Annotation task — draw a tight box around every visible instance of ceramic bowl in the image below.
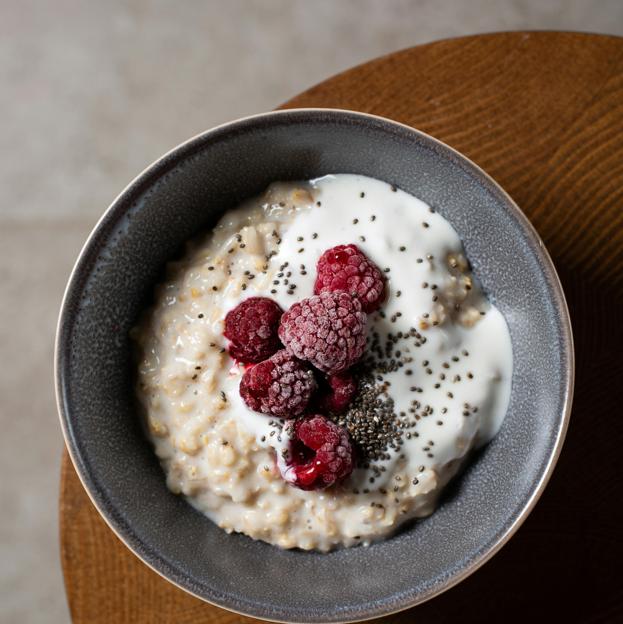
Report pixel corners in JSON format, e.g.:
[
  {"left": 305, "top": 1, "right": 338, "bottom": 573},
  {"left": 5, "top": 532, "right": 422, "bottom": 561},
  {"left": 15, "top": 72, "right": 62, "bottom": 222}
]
[{"left": 56, "top": 109, "right": 573, "bottom": 623}]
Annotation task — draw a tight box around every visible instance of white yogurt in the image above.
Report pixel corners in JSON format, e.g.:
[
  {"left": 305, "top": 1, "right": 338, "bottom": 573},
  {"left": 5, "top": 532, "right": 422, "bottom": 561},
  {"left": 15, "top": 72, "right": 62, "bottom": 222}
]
[{"left": 133, "top": 174, "right": 513, "bottom": 551}]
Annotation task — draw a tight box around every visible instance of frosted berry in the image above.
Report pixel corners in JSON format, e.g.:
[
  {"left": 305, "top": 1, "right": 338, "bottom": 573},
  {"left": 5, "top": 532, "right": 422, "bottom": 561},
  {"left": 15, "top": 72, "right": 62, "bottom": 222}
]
[
  {"left": 278, "top": 291, "right": 367, "bottom": 375},
  {"left": 239, "top": 349, "right": 315, "bottom": 418},
  {"left": 281, "top": 415, "right": 354, "bottom": 490},
  {"left": 316, "top": 371, "right": 357, "bottom": 413},
  {"left": 314, "top": 244, "right": 386, "bottom": 312},
  {"left": 224, "top": 297, "right": 283, "bottom": 363}
]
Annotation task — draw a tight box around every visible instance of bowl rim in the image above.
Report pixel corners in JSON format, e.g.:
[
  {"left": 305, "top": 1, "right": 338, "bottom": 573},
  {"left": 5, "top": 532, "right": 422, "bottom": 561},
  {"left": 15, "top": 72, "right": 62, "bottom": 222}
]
[{"left": 55, "top": 107, "right": 574, "bottom": 623}]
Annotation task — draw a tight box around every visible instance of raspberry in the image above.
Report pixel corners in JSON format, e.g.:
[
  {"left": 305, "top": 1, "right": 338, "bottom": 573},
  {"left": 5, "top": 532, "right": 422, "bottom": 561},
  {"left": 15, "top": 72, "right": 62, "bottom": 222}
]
[
  {"left": 314, "top": 244, "right": 386, "bottom": 312},
  {"left": 281, "top": 415, "right": 354, "bottom": 490},
  {"left": 224, "top": 297, "right": 283, "bottom": 363},
  {"left": 316, "top": 371, "right": 358, "bottom": 413},
  {"left": 239, "top": 349, "right": 315, "bottom": 418},
  {"left": 278, "top": 291, "right": 367, "bottom": 375}
]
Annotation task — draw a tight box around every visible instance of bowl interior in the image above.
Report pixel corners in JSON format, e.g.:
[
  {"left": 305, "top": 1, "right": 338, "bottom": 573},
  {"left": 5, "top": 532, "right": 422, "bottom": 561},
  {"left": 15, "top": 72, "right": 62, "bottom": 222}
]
[{"left": 57, "top": 110, "right": 571, "bottom": 623}]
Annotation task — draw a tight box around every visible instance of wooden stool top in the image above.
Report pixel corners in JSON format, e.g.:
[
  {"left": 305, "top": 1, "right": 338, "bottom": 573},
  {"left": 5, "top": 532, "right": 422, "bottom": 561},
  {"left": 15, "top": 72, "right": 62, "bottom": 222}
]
[{"left": 61, "top": 32, "right": 623, "bottom": 623}]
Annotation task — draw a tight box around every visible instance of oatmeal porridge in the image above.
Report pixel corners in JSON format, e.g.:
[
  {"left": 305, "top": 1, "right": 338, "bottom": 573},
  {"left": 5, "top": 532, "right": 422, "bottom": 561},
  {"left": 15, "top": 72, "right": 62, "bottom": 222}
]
[{"left": 132, "top": 174, "right": 513, "bottom": 552}]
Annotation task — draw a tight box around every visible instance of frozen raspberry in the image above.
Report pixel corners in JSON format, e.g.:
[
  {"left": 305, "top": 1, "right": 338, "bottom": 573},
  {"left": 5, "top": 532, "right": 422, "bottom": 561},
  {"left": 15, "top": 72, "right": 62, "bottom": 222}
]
[
  {"left": 282, "top": 415, "right": 354, "bottom": 490},
  {"left": 316, "top": 371, "right": 357, "bottom": 413},
  {"left": 239, "top": 349, "right": 315, "bottom": 418},
  {"left": 314, "top": 244, "right": 386, "bottom": 312},
  {"left": 278, "top": 291, "right": 367, "bottom": 375},
  {"left": 224, "top": 297, "right": 283, "bottom": 363}
]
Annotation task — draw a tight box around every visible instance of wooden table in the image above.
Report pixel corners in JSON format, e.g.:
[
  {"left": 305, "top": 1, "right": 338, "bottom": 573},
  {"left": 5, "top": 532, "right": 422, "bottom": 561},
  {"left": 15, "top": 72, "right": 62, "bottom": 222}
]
[{"left": 61, "top": 32, "right": 623, "bottom": 623}]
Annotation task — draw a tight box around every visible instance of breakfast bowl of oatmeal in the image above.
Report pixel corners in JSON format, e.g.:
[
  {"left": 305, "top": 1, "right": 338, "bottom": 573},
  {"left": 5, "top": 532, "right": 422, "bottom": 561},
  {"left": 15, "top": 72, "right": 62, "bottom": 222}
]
[{"left": 56, "top": 109, "right": 573, "bottom": 622}]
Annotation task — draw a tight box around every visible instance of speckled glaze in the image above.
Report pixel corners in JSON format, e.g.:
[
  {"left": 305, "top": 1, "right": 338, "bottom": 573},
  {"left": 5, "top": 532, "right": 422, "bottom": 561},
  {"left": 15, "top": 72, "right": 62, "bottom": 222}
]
[{"left": 55, "top": 109, "right": 573, "bottom": 623}]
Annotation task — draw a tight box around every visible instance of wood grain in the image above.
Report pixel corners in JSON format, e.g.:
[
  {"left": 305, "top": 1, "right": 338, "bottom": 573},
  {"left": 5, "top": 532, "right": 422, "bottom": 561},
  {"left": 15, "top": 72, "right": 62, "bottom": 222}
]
[{"left": 60, "top": 32, "right": 623, "bottom": 623}]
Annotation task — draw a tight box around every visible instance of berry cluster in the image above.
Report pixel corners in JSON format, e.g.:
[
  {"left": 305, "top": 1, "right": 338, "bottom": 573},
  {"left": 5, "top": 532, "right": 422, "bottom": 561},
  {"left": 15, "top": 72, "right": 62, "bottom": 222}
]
[{"left": 223, "top": 244, "right": 386, "bottom": 490}]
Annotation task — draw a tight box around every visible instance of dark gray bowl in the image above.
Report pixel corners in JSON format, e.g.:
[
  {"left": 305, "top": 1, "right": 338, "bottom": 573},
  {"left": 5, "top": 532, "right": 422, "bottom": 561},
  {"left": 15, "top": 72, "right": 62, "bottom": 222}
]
[{"left": 55, "top": 109, "right": 573, "bottom": 623}]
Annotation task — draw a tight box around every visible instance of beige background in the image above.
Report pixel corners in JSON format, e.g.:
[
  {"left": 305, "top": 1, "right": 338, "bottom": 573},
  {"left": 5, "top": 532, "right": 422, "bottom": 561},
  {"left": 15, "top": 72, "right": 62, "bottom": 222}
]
[{"left": 1, "top": 1, "right": 622, "bottom": 622}]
